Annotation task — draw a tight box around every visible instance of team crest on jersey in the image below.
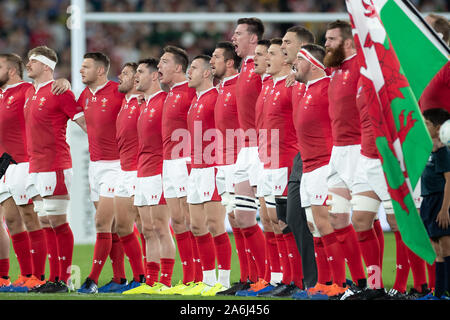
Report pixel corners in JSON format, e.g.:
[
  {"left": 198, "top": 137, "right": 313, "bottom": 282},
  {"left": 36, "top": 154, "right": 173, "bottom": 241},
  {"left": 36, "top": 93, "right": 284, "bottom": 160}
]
[
  {"left": 342, "top": 70, "right": 350, "bottom": 84},
  {"left": 273, "top": 91, "right": 280, "bottom": 102},
  {"left": 304, "top": 94, "right": 312, "bottom": 108},
  {"left": 101, "top": 98, "right": 108, "bottom": 111},
  {"left": 224, "top": 92, "right": 231, "bottom": 103},
  {"left": 38, "top": 97, "right": 46, "bottom": 110},
  {"left": 7, "top": 96, "right": 14, "bottom": 105}
]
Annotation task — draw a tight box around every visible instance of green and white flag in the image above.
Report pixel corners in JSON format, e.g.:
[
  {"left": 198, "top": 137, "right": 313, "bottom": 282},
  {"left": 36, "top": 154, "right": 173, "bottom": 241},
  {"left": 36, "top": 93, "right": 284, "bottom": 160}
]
[{"left": 374, "top": 0, "right": 449, "bottom": 100}]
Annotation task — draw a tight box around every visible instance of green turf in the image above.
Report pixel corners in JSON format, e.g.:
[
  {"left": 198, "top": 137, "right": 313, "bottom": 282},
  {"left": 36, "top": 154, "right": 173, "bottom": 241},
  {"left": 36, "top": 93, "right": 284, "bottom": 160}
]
[{"left": 0, "top": 231, "right": 419, "bottom": 300}]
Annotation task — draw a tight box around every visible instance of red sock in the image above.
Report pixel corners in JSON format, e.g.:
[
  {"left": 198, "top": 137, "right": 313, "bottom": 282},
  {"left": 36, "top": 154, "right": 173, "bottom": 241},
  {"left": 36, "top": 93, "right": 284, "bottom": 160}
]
[
  {"left": 110, "top": 233, "right": 126, "bottom": 283},
  {"left": 0, "top": 258, "right": 9, "bottom": 278},
  {"left": 195, "top": 233, "right": 216, "bottom": 271},
  {"left": 406, "top": 245, "right": 428, "bottom": 292},
  {"left": 284, "top": 232, "right": 303, "bottom": 289},
  {"left": 313, "top": 237, "right": 332, "bottom": 285},
  {"left": 357, "top": 228, "right": 383, "bottom": 289},
  {"left": 265, "top": 231, "right": 281, "bottom": 276},
  {"left": 11, "top": 231, "right": 33, "bottom": 277},
  {"left": 275, "top": 233, "right": 291, "bottom": 285},
  {"left": 393, "top": 231, "right": 410, "bottom": 293},
  {"left": 120, "top": 232, "right": 145, "bottom": 282},
  {"left": 53, "top": 223, "right": 74, "bottom": 283},
  {"left": 139, "top": 233, "right": 147, "bottom": 265},
  {"left": 245, "top": 238, "right": 259, "bottom": 283},
  {"left": 146, "top": 261, "right": 160, "bottom": 286},
  {"left": 89, "top": 232, "right": 112, "bottom": 284},
  {"left": 242, "top": 224, "right": 266, "bottom": 279},
  {"left": 373, "top": 219, "right": 384, "bottom": 268},
  {"left": 43, "top": 227, "right": 60, "bottom": 282},
  {"left": 213, "top": 232, "right": 232, "bottom": 271},
  {"left": 322, "top": 232, "right": 347, "bottom": 287},
  {"left": 263, "top": 232, "right": 273, "bottom": 282},
  {"left": 427, "top": 262, "right": 436, "bottom": 290},
  {"left": 190, "top": 232, "right": 203, "bottom": 282},
  {"left": 160, "top": 258, "right": 175, "bottom": 287},
  {"left": 28, "top": 229, "right": 47, "bottom": 280},
  {"left": 335, "top": 224, "right": 366, "bottom": 285},
  {"left": 232, "top": 227, "right": 249, "bottom": 283},
  {"left": 174, "top": 231, "right": 195, "bottom": 284}
]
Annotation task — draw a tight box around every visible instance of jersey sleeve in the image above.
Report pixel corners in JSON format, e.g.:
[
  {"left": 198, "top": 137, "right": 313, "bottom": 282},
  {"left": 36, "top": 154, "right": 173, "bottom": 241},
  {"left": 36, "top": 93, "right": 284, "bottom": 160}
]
[{"left": 59, "top": 90, "right": 84, "bottom": 120}]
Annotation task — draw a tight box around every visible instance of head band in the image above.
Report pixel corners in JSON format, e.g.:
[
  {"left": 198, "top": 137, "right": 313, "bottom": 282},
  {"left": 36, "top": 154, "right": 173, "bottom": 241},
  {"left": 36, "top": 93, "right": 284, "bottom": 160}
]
[
  {"left": 297, "top": 49, "right": 325, "bottom": 70},
  {"left": 29, "top": 54, "right": 56, "bottom": 70}
]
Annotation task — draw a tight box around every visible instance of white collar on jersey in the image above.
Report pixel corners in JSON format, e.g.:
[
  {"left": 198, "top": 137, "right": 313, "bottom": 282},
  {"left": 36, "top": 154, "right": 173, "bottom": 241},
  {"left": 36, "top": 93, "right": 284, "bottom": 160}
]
[
  {"left": 244, "top": 55, "right": 254, "bottom": 63},
  {"left": 170, "top": 80, "right": 188, "bottom": 90},
  {"left": 272, "top": 74, "right": 289, "bottom": 87},
  {"left": 342, "top": 53, "right": 357, "bottom": 63},
  {"left": 145, "top": 90, "right": 164, "bottom": 105},
  {"left": 261, "top": 73, "right": 270, "bottom": 81},
  {"left": 125, "top": 93, "right": 141, "bottom": 103},
  {"left": 0, "top": 81, "right": 27, "bottom": 92},
  {"left": 196, "top": 86, "right": 216, "bottom": 100},
  {"left": 305, "top": 75, "right": 330, "bottom": 91},
  {"left": 219, "top": 73, "right": 239, "bottom": 87},
  {"left": 33, "top": 79, "right": 54, "bottom": 93},
  {"left": 88, "top": 80, "right": 109, "bottom": 95}
]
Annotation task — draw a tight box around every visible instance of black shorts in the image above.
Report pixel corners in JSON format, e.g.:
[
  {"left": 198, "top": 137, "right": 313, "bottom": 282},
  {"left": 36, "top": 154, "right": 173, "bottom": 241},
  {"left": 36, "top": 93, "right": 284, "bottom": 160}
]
[{"left": 420, "top": 192, "right": 450, "bottom": 241}]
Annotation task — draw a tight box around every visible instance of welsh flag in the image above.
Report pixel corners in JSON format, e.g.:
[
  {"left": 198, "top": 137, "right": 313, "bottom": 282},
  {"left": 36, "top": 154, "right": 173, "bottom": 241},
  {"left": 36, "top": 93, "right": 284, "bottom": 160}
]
[
  {"left": 374, "top": 0, "right": 449, "bottom": 100},
  {"left": 345, "top": 0, "right": 436, "bottom": 264}
]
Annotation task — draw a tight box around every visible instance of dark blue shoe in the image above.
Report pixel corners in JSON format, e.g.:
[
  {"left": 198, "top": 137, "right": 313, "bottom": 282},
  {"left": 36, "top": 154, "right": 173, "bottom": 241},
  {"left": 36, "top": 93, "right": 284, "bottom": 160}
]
[
  {"left": 98, "top": 279, "right": 128, "bottom": 293},
  {"left": 115, "top": 280, "right": 141, "bottom": 294},
  {"left": 253, "top": 284, "right": 275, "bottom": 297},
  {"left": 77, "top": 278, "right": 98, "bottom": 294},
  {"left": 292, "top": 290, "right": 309, "bottom": 300}
]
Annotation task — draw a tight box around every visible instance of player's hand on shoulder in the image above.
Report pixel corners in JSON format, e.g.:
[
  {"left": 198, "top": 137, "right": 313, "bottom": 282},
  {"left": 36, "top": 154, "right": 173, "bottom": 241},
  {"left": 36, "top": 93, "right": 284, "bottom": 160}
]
[{"left": 52, "top": 78, "right": 71, "bottom": 95}]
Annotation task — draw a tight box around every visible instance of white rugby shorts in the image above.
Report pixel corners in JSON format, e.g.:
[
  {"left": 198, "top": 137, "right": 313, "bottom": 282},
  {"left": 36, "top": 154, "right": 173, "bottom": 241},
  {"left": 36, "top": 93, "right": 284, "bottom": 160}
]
[
  {"left": 300, "top": 165, "right": 329, "bottom": 208},
  {"left": 0, "top": 162, "right": 31, "bottom": 206},
  {"left": 327, "top": 144, "right": 361, "bottom": 190},
  {"left": 88, "top": 160, "right": 121, "bottom": 201},
  {"left": 162, "top": 157, "right": 190, "bottom": 199}
]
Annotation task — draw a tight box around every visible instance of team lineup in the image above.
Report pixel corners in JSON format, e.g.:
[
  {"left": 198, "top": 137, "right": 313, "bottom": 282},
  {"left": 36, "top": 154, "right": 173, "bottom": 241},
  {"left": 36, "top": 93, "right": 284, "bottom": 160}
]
[{"left": 0, "top": 14, "right": 449, "bottom": 301}]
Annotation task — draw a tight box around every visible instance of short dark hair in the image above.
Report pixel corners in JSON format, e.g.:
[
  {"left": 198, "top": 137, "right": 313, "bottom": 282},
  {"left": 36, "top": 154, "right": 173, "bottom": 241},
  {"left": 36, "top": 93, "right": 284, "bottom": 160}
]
[
  {"left": 257, "top": 39, "right": 271, "bottom": 48},
  {"left": 287, "top": 25, "right": 315, "bottom": 44},
  {"left": 123, "top": 62, "right": 138, "bottom": 73},
  {"left": 216, "top": 41, "right": 242, "bottom": 69},
  {"left": 163, "top": 45, "right": 189, "bottom": 73},
  {"left": 270, "top": 38, "right": 283, "bottom": 46},
  {"left": 28, "top": 46, "right": 58, "bottom": 64},
  {"left": 423, "top": 108, "right": 450, "bottom": 126},
  {"left": 192, "top": 54, "right": 212, "bottom": 68},
  {"left": 327, "top": 20, "right": 353, "bottom": 41},
  {"left": 0, "top": 53, "right": 24, "bottom": 78},
  {"left": 84, "top": 52, "right": 110, "bottom": 72},
  {"left": 427, "top": 13, "right": 449, "bottom": 44},
  {"left": 300, "top": 44, "right": 326, "bottom": 64},
  {"left": 138, "top": 58, "right": 159, "bottom": 72},
  {"left": 237, "top": 17, "right": 265, "bottom": 40}
]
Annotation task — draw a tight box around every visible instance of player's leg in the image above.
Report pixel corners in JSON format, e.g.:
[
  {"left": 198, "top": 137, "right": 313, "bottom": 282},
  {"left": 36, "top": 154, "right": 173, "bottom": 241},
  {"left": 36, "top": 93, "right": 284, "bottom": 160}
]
[{"left": 0, "top": 205, "right": 11, "bottom": 288}]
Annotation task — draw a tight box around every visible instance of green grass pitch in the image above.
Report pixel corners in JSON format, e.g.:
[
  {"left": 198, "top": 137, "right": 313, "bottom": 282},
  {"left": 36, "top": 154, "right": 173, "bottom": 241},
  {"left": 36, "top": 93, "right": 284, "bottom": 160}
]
[{"left": 0, "top": 232, "right": 419, "bottom": 300}]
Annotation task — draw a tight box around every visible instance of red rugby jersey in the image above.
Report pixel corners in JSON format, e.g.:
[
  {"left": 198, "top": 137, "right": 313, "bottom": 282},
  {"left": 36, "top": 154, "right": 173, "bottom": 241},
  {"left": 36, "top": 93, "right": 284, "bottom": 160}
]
[
  {"left": 356, "top": 78, "right": 379, "bottom": 159},
  {"left": 0, "top": 82, "right": 33, "bottom": 163},
  {"left": 214, "top": 74, "right": 240, "bottom": 165},
  {"left": 261, "top": 76, "right": 299, "bottom": 169},
  {"left": 187, "top": 87, "right": 218, "bottom": 168},
  {"left": 291, "top": 81, "right": 306, "bottom": 108},
  {"left": 136, "top": 90, "right": 168, "bottom": 177},
  {"left": 116, "top": 95, "right": 141, "bottom": 171},
  {"left": 24, "top": 81, "right": 83, "bottom": 172},
  {"left": 256, "top": 75, "right": 273, "bottom": 163},
  {"left": 161, "top": 81, "right": 196, "bottom": 160},
  {"left": 328, "top": 55, "right": 361, "bottom": 146},
  {"left": 77, "top": 81, "right": 124, "bottom": 161},
  {"left": 293, "top": 77, "right": 333, "bottom": 173},
  {"left": 235, "top": 56, "right": 262, "bottom": 146},
  {"left": 419, "top": 61, "right": 450, "bottom": 113}
]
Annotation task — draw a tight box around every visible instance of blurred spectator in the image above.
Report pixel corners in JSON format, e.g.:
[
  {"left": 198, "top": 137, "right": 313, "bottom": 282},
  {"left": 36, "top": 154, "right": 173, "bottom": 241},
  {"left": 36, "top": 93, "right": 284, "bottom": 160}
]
[{"left": 0, "top": 0, "right": 447, "bottom": 82}]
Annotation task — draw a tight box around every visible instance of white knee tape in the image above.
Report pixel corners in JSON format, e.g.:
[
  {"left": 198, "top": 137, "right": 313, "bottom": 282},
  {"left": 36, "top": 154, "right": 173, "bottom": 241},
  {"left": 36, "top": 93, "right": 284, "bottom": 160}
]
[
  {"left": 33, "top": 200, "right": 46, "bottom": 217},
  {"left": 351, "top": 195, "right": 381, "bottom": 213},
  {"left": 234, "top": 195, "right": 257, "bottom": 211},
  {"left": 221, "top": 192, "right": 235, "bottom": 214},
  {"left": 326, "top": 192, "right": 351, "bottom": 214},
  {"left": 43, "top": 199, "right": 69, "bottom": 215},
  {"left": 305, "top": 207, "right": 321, "bottom": 237},
  {"left": 263, "top": 195, "right": 276, "bottom": 209},
  {"left": 382, "top": 200, "right": 395, "bottom": 214}
]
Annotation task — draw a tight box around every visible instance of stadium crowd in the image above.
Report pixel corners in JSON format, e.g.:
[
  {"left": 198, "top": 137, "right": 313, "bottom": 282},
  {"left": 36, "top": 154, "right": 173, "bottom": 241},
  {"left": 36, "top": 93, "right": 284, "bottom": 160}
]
[{"left": 0, "top": 0, "right": 449, "bottom": 301}]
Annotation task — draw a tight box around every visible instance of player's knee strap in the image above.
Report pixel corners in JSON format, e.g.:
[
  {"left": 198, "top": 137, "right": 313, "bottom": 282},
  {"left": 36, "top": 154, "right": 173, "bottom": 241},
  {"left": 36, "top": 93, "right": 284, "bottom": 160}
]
[
  {"left": 263, "top": 195, "right": 276, "bottom": 209},
  {"left": 305, "top": 207, "right": 321, "bottom": 237},
  {"left": 351, "top": 195, "right": 381, "bottom": 213},
  {"left": 33, "top": 200, "right": 46, "bottom": 217},
  {"left": 382, "top": 199, "right": 395, "bottom": 214},
  {"left": 326, "top": 192, "right": 351, "bottom": 214},
  {"left": 221, "top": 192, "right": 236, "bottom": 214},
  {"left": 234, "top": 195, "right": 257, "bottom": 211},
  {"left": 43, "top": 199, "right": 69, "bottom": 215}
]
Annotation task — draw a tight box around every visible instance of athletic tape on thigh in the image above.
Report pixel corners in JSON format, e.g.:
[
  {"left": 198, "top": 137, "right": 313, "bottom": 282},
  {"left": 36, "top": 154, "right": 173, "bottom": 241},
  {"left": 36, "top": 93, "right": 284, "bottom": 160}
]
[
  {"left": 221, "top": 192, "right": 235, "bottom": 214},
  {"left": 326, "top": 192, "right": 351, "bottom": 214},
  {"left": 263, "top": 194, "right": 276, "bottom": 208},
  {"left": 382, "top": 200, "right": 395, "bottom": 214},
  {"left": 234, "top": 195, "right": 257, "bottom": 211},
  {"left": 350, "top": 195, "right": 381, "bottom": 213},
  {"left": 33, "top": 200, "right": 46, "bottom": 217},
  {"left": 43, "top": 199, "right": 69, "bottom": 215},
  {"left": 305, "top": 207, "right": 321, "bottom": 237}
]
